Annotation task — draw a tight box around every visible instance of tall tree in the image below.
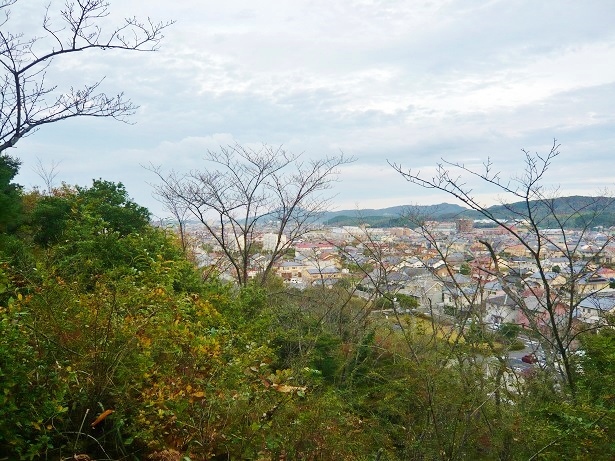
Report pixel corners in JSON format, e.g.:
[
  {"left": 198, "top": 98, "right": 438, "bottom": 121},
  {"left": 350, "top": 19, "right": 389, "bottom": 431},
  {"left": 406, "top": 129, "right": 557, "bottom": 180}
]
[
  {"left": 30, "top": 179, "right": 150, "bottom": 246},
  {"left": 151, "top": 144, "right": 352, "bottom": 286},
  {"left": 0, "top": 153, "right": 21, "bottom": 232},
  {"left": 0, "top": 0, "right": 173, "bottom": 153}
]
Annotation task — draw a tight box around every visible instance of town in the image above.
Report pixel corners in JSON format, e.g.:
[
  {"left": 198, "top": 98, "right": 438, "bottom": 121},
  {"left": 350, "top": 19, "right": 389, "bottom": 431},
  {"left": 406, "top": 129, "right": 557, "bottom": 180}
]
[{"left": 190, "top": 216, "right": 615, "bottom": 332}]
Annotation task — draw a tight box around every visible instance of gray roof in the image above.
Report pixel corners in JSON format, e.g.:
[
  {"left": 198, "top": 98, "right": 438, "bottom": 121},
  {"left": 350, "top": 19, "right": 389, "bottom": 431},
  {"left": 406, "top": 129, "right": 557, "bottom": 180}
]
[
  {"left": 578, "top": 295, "right": 615, "bottom": 312},
  {"left": 486, "top": 294, "right": 519, "bottom": 308},
  {"left": 307, "top": 267, "right": 339, "bottom": 275}
]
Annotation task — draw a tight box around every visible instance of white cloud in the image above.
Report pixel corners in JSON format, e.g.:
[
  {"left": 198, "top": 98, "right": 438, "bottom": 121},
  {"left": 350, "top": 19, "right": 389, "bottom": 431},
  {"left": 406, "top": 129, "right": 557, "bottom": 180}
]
[{"left": 7, "top": 0, "right": 615, "bottom": 218}]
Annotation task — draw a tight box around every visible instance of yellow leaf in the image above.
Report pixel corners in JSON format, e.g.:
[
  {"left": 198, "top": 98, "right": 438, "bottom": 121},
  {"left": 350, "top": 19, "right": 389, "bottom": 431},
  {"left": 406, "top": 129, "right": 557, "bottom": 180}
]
[
  {"left": 191, "top": 391, "right": 205, "bottom": 398},
  {"left": 272, "top": 384, "right": 307, "bottom": 394}
]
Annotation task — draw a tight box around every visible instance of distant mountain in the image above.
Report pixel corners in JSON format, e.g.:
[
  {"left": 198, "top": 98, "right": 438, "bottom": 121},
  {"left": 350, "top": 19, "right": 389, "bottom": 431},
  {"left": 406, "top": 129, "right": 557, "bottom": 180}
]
[
  {"left": 256, "top": 203, "right": 470, "bottom": 227},
  {"left": 320, "top": 203, "right": 469, "bottom": 226},
  {"left": 480, "top": 196, "right": 615, "bottom": 228},
  {"left": 320, "top": 196, "right": 615, "bottom": 228}
]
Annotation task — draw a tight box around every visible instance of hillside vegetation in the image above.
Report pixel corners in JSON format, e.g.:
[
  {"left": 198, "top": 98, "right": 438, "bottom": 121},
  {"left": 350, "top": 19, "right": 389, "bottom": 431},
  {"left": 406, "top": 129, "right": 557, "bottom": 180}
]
[{"left": 2, "top": 156, "right": 615, "bottom": 460}]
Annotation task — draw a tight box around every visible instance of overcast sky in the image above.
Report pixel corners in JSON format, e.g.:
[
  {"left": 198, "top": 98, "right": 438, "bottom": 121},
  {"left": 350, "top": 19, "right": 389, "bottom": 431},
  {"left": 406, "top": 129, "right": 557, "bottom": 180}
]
[{"left": 8, "top": 0, "right": 615, "bottom": 219}]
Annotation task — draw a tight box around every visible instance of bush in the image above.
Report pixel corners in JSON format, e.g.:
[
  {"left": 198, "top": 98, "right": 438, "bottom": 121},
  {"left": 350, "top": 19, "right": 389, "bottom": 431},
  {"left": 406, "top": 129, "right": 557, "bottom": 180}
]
[
  {"left": 498, "top": 322, "right": 520, "bottom": 342},
  {"left": 509, "top": 339, "right": 526, "bottom": 351},
  {"left": 0, "top": 304, "right": 69, "bottom": 459},
  {"left": 373, "top": 297, "right": 394, "bottom": 310}
]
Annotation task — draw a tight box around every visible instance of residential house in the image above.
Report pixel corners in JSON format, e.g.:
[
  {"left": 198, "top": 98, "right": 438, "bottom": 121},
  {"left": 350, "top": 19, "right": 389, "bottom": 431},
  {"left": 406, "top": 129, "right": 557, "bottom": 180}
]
[
  {"left": 275, "top": 259, "right": 309, "bottom": 282},
  {"left": 516, "top": 288, "right": 569, "bottom": 333},
  {"left": 399, "top": 269, "right": 444, "bottom": 312},
  {"left": 484, "top": 294, "right": 520, "bottom": 326},
  {"left": 305, "top": 266, "right": 342, "bottom": 285},
  {"left": 439, "top": 274, "right": 480, "bottom": 315},
  {"left": 524, "top": 271, "right": 567, "bottom": 290},
  {"left": 574, "top": 292, "right": 615, "bottom": 325},
  {"left": 576, "top": 273, "right": 611, "bottom": 296}
]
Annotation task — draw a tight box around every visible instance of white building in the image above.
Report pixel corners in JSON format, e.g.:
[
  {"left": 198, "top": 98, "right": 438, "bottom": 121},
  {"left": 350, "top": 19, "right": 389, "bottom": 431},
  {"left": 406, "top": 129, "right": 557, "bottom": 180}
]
[{"left": 262, "top": 232, "right": 287, "bottom": 252}]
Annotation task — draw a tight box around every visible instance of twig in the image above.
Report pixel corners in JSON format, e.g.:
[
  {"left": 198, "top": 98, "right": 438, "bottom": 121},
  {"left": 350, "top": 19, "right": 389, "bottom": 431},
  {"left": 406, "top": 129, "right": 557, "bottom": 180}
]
[{"left": 73, "top": 408, "right": 90, "bottom": 452}]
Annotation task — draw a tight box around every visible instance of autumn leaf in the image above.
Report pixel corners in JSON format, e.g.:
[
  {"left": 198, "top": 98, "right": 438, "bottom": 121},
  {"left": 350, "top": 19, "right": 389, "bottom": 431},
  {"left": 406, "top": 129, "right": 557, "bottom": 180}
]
[{"left": 271, "top": 383, "right": 307, "bottom": 394}]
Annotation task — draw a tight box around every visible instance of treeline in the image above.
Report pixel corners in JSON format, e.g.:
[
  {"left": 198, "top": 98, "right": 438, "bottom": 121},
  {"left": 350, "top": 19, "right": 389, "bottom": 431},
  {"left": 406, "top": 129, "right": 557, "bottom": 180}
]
[{"left": 2, "top": 154, "right": 615, "bottom": 460}]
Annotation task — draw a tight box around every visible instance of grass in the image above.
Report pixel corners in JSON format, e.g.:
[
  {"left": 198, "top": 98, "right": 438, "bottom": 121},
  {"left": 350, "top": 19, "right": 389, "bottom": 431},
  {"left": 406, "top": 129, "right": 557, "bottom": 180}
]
[{"left": 374, "top": 312, "right": 507, "bottom": 353}]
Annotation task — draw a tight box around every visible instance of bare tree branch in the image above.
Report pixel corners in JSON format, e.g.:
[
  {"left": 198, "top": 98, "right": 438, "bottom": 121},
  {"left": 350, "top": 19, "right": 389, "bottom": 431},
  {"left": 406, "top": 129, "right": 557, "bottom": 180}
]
[
  {"left": 149, "top": 144, "right": 354, "bottom": 286},
  {"left": 390, "top": 140, "right": 615, "bottom": 393},
  {"left": 0, "top": 0, "right": 174, "bottom": 153},
  {"left": 32, "top": 156, "right": 62, "bottom": 193}
]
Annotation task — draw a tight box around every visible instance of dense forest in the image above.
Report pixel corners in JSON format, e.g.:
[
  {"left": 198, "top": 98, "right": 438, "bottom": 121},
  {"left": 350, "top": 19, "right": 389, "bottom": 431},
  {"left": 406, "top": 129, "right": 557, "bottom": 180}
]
[{"left": 2, "top": 152, "right": 615, "bottom": 460}]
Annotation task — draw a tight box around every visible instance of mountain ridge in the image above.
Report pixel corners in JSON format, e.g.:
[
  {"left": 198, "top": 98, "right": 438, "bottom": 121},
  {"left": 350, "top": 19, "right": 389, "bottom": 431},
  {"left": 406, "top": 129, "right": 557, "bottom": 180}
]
[{"left": 320, "top": 196, "right": 615, "bottom": 228}]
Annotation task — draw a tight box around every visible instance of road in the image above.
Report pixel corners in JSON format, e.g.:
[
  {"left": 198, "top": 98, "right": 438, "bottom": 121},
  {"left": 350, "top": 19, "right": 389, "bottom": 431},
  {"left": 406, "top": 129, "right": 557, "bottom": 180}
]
[{"left": 507, "top": 336, "right": 545, "bottom": 372}]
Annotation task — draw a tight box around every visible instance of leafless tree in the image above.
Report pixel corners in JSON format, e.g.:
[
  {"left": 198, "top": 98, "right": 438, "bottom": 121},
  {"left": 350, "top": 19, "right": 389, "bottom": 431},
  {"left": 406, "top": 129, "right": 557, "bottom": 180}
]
[
  {"left": 333, "top": 217, "right": 511, "bottom": 458},
  {"left": 0, "top": 1, "right": 16, "bottom": 14},
  {"left": 390, "top": 140, "right": 615, "bottom": 393},
  {"left": 32, "top": 156, "right": 61, "bottom": 193},
  {"left": 152, "top": 181, "right": 192, "bottom": 256},
  {"left": 0, "top": 0, "right": 173, "bottom": 153},
  {"left": 150, "top": 144, "right": 353, "bottom": 286}
]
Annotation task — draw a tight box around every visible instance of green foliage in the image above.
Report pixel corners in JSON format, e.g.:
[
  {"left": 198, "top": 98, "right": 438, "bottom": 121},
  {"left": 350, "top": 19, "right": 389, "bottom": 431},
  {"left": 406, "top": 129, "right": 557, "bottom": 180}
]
[
  {"left": 26, "top": 181, "right": 174, "bottom": 291},
  {"left": 508, "top": 338, "right": 526, "bottom": 351},
  {"left": 75, "top": 179, "right": 150, "bottom": 235},
  {"left": 5, "top": 175, "right": 615, "bottom": 459},
  {"left": 28, "top": 180, "right": 150, "bottom": 248},
  {"left": 0, "top": 303, "right": 70, "bottom": 458},
  {"left": 396, "top": 293, "right": 418, "bottom": 309},
  {"left": 0, "top": 154, "right": 23, "bottom": 233},
  {"left": 30, "top": 195, "right": 72, "bottom": 246},
  {"left": 498, "top": 322, "right": 521, "bottom": 341},
  {"left": 0, "top": 228, "right": 259, "bottom": 458},
  {"left": 574, "top": 211, "right": 615, "bottom": 229},
  {"left": 373, "top": 296, "right": 394, "bottom": 310},
  {"left": 578, "top": 328, "right": 615, "bottom": 405},
  {"left": 3, "top": 196, "right": 357, "bottom": 458},
  {"left": 0, "top": 183, "right": 223, "bottom": 458}
]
